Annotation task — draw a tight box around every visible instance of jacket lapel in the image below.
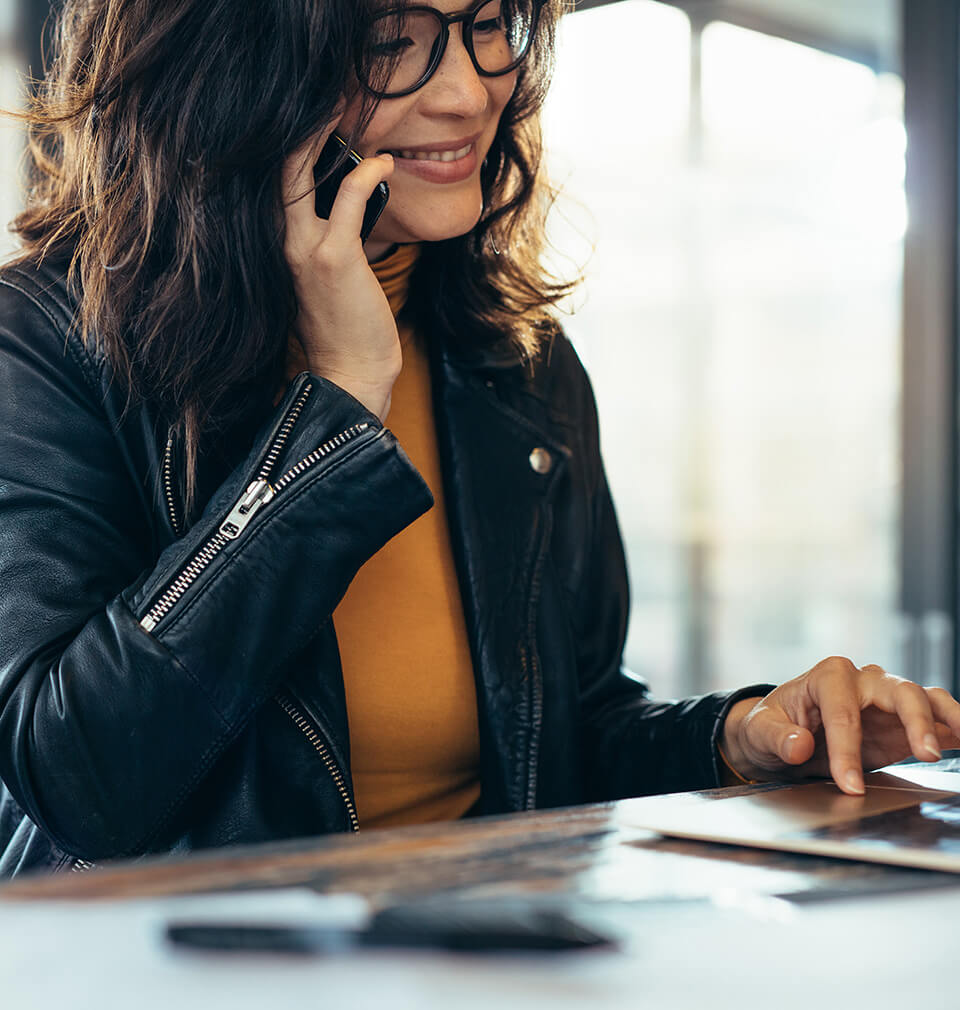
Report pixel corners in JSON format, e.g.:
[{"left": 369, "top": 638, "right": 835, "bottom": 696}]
[{"left": 430, "top": 342, "right": 569, "bottom": 813}]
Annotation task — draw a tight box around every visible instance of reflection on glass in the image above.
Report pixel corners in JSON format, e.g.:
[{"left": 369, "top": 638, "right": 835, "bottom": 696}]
[
  {"left": 543, "top": 2, "right": 903, "bottom": 695},
  {"left": 0, "top": 66, "right": 24, "bottom": 261},
  {"left": 0, "top": 0, "right": 24, "bottom": 263}
]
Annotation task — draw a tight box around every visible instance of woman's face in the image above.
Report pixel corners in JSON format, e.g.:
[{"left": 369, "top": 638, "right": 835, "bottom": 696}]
[{"left": 340, "top": 0, "right": 518, "bottom": 259}]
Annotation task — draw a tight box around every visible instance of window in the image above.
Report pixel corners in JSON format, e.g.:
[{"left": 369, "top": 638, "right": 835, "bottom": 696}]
[
  {"left": 543, "top": 0, "right": 905, "bottom": 695},
  {"left": 0, "top": 0, "right": 26, "bottom": 261}
]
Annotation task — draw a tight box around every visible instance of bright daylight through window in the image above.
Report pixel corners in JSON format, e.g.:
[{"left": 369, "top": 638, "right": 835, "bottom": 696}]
[
  {"left": 543, "top": 0, "right": 905, "bottom": 697},
  {"left": 0, "top": 0, "right": 911, "bottom": 698},
  {"left": 0, "top": 0, "right": 22, "bottom": 259}
]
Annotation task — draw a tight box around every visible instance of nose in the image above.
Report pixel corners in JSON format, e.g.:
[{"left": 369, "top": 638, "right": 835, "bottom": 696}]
[{"left": 420, "top": 28, "right": 490, "bottom": 117}]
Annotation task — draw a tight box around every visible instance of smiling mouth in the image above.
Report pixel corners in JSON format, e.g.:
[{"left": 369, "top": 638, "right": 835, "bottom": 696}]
[{"left": 387, "top": 143, "right": 473, "bottom": 163}]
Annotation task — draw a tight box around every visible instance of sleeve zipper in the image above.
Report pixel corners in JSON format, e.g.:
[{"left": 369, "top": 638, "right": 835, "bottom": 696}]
[{"left": 140, "top": 381, "right": 371, "bottom": 633}]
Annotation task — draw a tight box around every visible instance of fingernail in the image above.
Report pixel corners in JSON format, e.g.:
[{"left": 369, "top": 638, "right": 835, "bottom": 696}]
[
  {"left": 379, "top": 152, "right": 394, "bottom": 162},
  {"left": 924, "top": 734, "right": 942, "bottom": 760},
  {"left": 784, "top": 732, "right": 800, "bottom": 760},
  {"left": 844, "top": 770, "right": 865, "bottom": 794}
]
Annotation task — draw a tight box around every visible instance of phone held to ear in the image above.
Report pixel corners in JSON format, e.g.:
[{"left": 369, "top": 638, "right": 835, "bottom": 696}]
[{"left": 314, "top": 133, "right": 389, "bottom": 244}]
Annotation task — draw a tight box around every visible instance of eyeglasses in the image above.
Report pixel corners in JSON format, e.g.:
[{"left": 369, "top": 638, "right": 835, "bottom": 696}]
[{"left": 358, "top": 0, "right": 545, "bottom": 99}]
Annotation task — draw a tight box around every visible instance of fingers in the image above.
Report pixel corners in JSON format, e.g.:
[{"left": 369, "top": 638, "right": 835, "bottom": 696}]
[
  {"left": 886, "top": 677, "right": 941, "bottom": 761},
  {"left": 282, "top": 131, "right": 393, "bottom": 261},
  {"left": 326, "top": 152, "right": 393, "bottom": 243},
  {"left": 782, "top": 725, "right": 816, "bottom": 765},
  {"left": 282, "top": 125, "right": 339, "bottom": 212},
  {"left": 745, "top": 658, "right": 960, "bottom": 798},
  {"left": 742, "top": 708, "right": 815, "bottom": 767},
  {"left": 810, "top": 663, "right": 960, "bottom": 794},
  {"left": 282, "top": 130, "right": 339, "bottom": 263},
  {"left": 926, "top": 686, "right": 960, "bottom": 745},
  {"left": 807, "top": 659, "right": 866, "bottom": 795},
  {"left": 935, "top": 722, "right": 960, "bottom": 751},
  {"left": 862, "top": 674, "right": 960, "bottom": 762}
]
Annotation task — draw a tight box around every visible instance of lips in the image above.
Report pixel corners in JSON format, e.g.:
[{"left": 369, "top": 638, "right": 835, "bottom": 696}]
[{"left": 382, "top": 137, "right": 480, "bottom": 184}]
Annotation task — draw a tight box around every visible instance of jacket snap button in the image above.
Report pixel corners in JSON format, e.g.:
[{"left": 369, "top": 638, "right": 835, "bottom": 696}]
[{"left": 529, "top": 447, "right": 553, "bottom": 475}]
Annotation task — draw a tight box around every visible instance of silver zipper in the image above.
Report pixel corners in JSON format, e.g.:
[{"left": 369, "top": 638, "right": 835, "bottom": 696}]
[
  {"left": 219, "top": 479, "right": 276, "bottom": 539},
  {"left": 276, "top": 693, "right": 360, "bottom": 832},
  {"left": 272, "top": 424, "right": 371, "bottom": 493},
  {"left": 257, "top": 382, "right": 313, "bottom": 481},
  {"left": 525, "top": 645, "right": 544, "bottom": 810},
  {"left": 163, "top": 433, "right": 182, "bottom": 538},
  {"left": 523, "top": 508, "right": 551, "bottom": 810},
  {"left": 139, "top": 386, "right": 370, "bottom": 632},
  {"left": 142, "top": 478, "right": 278, "bottom": 631},
  {"left": 140, "top": 529, "right": 233, "bottom": 632},
  {"left": 159, "top": 382, "right": 311, "bottom": 539}
]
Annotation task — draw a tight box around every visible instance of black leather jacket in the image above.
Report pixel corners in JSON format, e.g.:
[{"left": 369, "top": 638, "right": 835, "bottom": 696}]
[{"left": 0, "top": 256, "right": 757, "bottom": 877}]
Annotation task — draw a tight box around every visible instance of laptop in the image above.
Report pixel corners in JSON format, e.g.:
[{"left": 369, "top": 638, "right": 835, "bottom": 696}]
[{"left": 619, "top": 767, "right": 960, "bottom": 872}]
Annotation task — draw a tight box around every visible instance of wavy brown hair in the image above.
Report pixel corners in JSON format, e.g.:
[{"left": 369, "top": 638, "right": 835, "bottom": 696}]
[
  {"left": 406, "top": 0, "right": 573, "bottom": 361},
  {"left": 12, "top": 0, "right": 573, "bottom": 503}
]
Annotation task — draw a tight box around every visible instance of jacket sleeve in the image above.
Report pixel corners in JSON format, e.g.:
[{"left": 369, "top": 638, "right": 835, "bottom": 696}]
[
  {"left": 0, "top": 279, "right": 433, "bottom": 860},
  {"left": 562, "top": 343, "right": 772, "bottom": 800}
]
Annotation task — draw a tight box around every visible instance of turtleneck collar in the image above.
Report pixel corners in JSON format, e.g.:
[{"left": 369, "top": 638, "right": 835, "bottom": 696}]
[{"left": 370, "top": 243, "right": 420, "bottom": 318}]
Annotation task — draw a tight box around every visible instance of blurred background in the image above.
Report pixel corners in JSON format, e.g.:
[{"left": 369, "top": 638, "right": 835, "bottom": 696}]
[{"left": 0, "top": 0, "right": 957, "bottom": 699}]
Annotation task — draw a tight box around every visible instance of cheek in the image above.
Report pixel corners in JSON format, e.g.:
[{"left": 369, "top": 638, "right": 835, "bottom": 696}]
[
  {"left": 489, "top": 72, "right": 517, "bottom": 117},
  {"left": 340, "top": 102, "right": 415, "bottom": 158},
  {"left": 335, "top": 96, "right": 363, "bottom": 141},
  {"left": 373, "top": 170, "right": 486, "bottom": 244}
]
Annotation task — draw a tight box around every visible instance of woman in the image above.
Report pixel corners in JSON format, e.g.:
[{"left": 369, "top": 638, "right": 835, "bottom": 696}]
[{"left": 0, "top": 0, "right": 957, "bottom": 877}]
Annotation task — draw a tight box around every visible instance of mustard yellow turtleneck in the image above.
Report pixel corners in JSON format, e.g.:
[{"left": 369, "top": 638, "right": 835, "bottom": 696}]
[{"left": 333, "top": 243, "right": 481, "bottom": 829}]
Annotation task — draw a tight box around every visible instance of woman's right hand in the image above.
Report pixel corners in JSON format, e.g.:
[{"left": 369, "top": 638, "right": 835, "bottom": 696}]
[{"left": 281, "top": 128, "right": 398, "bottom": 421}]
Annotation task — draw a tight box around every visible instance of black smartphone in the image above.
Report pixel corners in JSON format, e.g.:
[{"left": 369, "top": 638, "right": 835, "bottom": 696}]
[{"left": 313, "top": 133, "right": 389, "bottom": 243}]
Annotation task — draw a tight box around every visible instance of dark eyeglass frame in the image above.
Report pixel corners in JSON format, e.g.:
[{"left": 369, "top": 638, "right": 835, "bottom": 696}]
[{"left": 358, "top": 0, "right": 547, "bottom": 99}]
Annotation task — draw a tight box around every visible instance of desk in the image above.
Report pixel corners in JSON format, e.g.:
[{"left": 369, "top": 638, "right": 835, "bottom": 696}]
[{"left": 2, "top": 783, "right": 959, "bottom": 1009}]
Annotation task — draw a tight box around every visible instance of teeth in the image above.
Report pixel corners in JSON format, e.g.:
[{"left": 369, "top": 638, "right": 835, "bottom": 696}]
[{"left": 394, "top": 143, "right": 472, "bottom": 163}]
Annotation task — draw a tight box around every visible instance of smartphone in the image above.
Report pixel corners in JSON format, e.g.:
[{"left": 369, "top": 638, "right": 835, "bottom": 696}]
[{"left": 313, "top": 133, "right": 389, "bottom": 243}]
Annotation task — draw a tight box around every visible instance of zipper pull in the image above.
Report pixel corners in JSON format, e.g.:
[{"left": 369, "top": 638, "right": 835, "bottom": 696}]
[{"left": 219, "top": 479, "right": 275, "bottom": 539}]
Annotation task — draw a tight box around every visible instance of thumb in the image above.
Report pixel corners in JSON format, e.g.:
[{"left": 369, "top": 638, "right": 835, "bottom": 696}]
[{"left": 745, "top": 707, "right": 815, "bottom": 767}]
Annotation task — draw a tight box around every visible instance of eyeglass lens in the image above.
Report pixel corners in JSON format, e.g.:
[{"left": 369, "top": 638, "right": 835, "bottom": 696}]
[{"left": 363, "top": 0, "right": 538, "bottom": 97}]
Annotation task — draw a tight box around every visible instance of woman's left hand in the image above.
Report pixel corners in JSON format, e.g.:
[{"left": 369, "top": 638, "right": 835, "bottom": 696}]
[{"left": 720, "top": 657, "right": 960, "bottom": 794}]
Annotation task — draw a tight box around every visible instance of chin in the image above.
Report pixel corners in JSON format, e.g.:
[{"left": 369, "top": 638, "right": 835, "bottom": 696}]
[
  {"left": 397, "top": 211, "right": 483, "bottom": 245},
  {"left": 416, "top": 220, "right": 479, "bottom": 244},
  {"left": 377, "top": 190, "right": 484, "bottom": 245}
]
